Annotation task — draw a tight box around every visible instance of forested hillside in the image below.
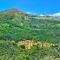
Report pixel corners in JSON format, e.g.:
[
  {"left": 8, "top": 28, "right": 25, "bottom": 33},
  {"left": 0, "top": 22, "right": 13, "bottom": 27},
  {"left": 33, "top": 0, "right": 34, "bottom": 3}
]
[{"left": 0, "top": 9, "right": 60, "bottom": 60}]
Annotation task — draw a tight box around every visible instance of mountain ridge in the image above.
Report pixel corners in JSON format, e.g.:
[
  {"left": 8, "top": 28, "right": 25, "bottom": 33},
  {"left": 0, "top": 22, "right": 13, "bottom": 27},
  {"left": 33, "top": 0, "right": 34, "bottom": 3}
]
[{"left": 0, "top": 8, "right": 60, "bottom": 20}]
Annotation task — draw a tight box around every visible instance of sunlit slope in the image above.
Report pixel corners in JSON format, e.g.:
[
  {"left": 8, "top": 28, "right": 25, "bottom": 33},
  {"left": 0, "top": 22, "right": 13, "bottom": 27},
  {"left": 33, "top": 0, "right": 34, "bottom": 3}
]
[{"left": 0, "top": 9, "right": 60, "bottom": 43}]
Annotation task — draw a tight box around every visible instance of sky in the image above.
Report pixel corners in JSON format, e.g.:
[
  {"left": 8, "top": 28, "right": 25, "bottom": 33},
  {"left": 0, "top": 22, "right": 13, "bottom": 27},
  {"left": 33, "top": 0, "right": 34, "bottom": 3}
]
[{"left": 0, "top": 0, "right": 60, "bottom": 15}]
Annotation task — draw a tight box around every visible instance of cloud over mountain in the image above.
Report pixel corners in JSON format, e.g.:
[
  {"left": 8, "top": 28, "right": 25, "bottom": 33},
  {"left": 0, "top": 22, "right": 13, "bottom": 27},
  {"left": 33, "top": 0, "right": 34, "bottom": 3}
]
[{"left": 49, "top": 12, "right": 60, "bottom": 17}]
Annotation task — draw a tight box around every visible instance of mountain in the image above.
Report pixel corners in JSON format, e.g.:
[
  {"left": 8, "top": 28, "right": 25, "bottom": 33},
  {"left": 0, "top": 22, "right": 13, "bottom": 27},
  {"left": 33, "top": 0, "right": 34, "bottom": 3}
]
[
  {"left": 0, "top": 8, "right": 60, "bottom": 60},
  {"left": 0, "top": 8, "right": 60, "bottom": 20},
  {"left": 0, "top": 8, "right": 21, "bottom": 14},
  {"left": 0, "top": 8, "right": 60, "bottom": 42}
]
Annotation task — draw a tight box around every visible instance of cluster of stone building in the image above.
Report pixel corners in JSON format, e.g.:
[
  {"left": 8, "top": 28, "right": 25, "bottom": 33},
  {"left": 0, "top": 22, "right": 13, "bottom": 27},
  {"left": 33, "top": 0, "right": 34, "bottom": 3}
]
[{"left": 17, "top": 40, "right": 58, "bottom": 49}]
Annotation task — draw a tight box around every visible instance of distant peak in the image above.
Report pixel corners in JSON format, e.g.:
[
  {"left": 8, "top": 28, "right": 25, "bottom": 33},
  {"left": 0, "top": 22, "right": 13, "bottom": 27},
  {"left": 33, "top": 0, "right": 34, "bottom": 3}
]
[
  {"left": 7, "top": 8, "right": 19, "bottom": 12},
  {"left": 0, "top": 8, "right": 22, "bottom": 14}
]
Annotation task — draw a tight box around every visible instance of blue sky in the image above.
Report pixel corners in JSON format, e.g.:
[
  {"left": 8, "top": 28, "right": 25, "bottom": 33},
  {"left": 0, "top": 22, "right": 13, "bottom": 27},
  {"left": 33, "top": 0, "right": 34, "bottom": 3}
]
[{"left": 0, "top": 0, "right": 60, "bottom": 15}]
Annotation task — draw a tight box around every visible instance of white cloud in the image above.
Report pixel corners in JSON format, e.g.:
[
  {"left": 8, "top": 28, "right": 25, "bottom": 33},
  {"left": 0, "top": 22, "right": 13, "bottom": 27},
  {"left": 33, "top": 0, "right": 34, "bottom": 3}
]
[
  {"left": 26, "top": 12, "right": 32, "bottom": 14},
  {"left": 39, "top": 14, "right": 45, "bottom": 16},
  {"left": 26, "top": 11, "right": 60, "bottom": 18},
  {"left": 49, "top": 12, "right": 60, "bottom": 17},
  {"left": 39, "top": 13, "right": 60, "bottom": 18},
  {"left": 26, "top": 12, "right": 37, "bottom": 15}
]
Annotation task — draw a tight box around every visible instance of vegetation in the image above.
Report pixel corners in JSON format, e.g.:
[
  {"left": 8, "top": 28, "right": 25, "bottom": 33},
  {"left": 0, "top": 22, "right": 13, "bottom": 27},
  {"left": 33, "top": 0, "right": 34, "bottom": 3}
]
[{"left": 0, "top": 9, "right": 60, "bottom": 60}]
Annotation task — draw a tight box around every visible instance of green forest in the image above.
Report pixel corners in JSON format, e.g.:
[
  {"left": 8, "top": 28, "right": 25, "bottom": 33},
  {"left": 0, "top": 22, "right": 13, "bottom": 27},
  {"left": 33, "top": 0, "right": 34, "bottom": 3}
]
[{"left": 0, "top": 12, "right": 60, "bottom": 60}]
